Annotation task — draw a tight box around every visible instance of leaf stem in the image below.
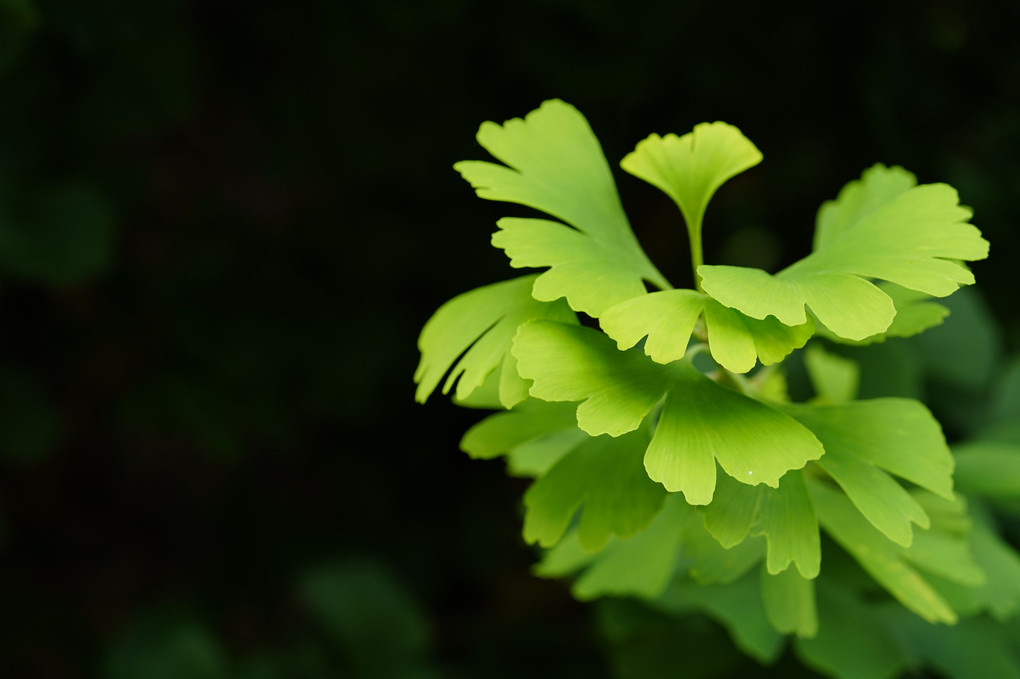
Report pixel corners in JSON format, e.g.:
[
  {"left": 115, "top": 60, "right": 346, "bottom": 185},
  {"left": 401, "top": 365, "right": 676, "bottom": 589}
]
[{"left": 688, "top": 214, "right": 704, "bottom": 292}]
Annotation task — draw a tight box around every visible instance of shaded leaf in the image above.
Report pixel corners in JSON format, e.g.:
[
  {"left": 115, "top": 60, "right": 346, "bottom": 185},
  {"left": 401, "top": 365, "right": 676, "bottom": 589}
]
[
  {"left": 535, "top": 494, "right": 693, "bottom": 601},
  {"left": 809, "top": 479, "right": 960, "bottom": 624},
  {"left": 794, "top": 582, "right": 908, "bottom": 679},
  {"left": 655, "top": 571, "right": 784, "bottom": 664},
  {"left": 784, "top": 399, "right": 953, "bottom": 545},
  {"left": 523, "top": 429, "right": 667, "bottom": 551},
  {"left": 761, "top": 564, "right": 818, "bottom": 637},
  {"left": 804, "top": 343, "right": 859, "bottom": 404}
]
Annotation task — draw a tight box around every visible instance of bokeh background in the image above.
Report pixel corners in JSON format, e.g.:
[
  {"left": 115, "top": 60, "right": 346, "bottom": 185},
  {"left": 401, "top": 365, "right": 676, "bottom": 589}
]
[{"left": 0, "top": 0, "right": 1018, "bottom": 676}]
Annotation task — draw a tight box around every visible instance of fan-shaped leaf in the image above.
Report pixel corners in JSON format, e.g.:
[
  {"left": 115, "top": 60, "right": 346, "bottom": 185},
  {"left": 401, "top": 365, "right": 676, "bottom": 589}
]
[
  {"left": 600, "top": 289, "right": 813, "bottom": 373},
  {"left": 455, "top": 99, "right": 669, "bottom": 316},
  {"left": 513, "top": 320, "right": 823, "bottom": 504},
  {"left": 414, "top": 275, "right": 576, "bottom": 407},
  {"left": 700, "top": 164, "right": 988, "bottom": 340},
  {"left": 620, "top": 123, "right": 762, "bottom": 274},
  {"left": 523, "top": 429, "right": 667, "bottom": 551}
]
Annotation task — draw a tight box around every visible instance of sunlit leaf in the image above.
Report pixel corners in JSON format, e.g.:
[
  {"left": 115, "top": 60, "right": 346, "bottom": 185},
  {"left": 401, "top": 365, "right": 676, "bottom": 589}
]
[
  {"left": 513, "top": 320, "right": 822, "bottom": 503},
  {"left": 621, "top": 122, "right": 762, "bottom": 237},
  {"left": 455, "top": 99, "right": 669, "bottom": 316},
  {"left": 700, "top": 164, "right": 988, "bottom": 340},
  {"left": 600, "top": 290, "right": 813, "bottom": 373},
  {"left": 816, "top": 283, "right": 950, "bottom": 346},
  {"left": 414, "top": 275, "right": 576, "bottom": 407}
]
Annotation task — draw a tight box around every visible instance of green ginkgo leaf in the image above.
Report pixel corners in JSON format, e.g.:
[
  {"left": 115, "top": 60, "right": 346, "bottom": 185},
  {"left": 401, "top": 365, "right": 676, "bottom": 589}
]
[
  {"left": 761, "top": 564, "right": 818, "bottom": 637},
  {"left": 414, "top": 275, "right": 576, "bottom": 407},
  {"left": 816, "top": 283, "right": 950, "bottom": 346},
  {"left": 794, "top": 582, "right": 909, "bottom": 679},
  {"left": 620, "top": 122, "right": 762, "bottom": 280},
  {"left": 699, "top": 164, "right": 988, "bottom": 340},
  {"left": 699, "top": 469, "right": 821, "bottom": 578},
  {"left": 657, "top": 571, "right": 784, "bottom": 664},
  {"left": 784, "top": 399, "right": 954, "bottom": 546},
  {"left": 513, "top": 320, "right": 823, "bottom": 504},
  {"left": 600, "top": 289, "right": 813, "bottom": 373},
  {"left": 809, "top": 480, "right": 981, "bottom": 624},
  {"left": 523, "top": 429, "right": 667, "bottom": 551},
  {"left": 952, "top": 441, "right": 1020, "bottom": 499},
  {"left": 455, "top": 99, "right": 669, "bottom": 316},
  {"left": 459, "top": 400, "right": 585, "bottom": 477},
  {"left": 804, "top": 343, "right": 860, "bottom": 404},
  {"left": 931, "top": 504, "right": 1020, "bottom": 621},
  {"left": 535, "top": 494, "right": 694, "bottom": 601}
]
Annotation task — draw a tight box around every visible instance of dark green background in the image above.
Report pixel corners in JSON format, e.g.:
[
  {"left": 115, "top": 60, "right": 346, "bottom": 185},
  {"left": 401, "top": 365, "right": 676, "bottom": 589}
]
[{"left": 0, "top": 0, "right": 1017, "bottom": 676}]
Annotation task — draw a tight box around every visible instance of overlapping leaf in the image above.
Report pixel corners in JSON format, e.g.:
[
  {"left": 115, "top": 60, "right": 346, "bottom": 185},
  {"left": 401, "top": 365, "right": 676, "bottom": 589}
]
[
  {"left": 700, "top": 164, "right": 989, "bottom": 341},
  {"left": 816, "top": 283, "right": 951, "bottom": 346},
  {"left": 761, "top": 565, "right": 818, "bottom": 637},
  {"left": 535, "top": 494, "right": 694, "bottom": 601},
  {"left": 512, "top": 320, "right": 823, "bottom": 504},
  {"left": 454, "top": 99, "right": 669, "bottom": 316},
  {"left": 784, "top": 399, "right": 954, "bottom": 546},
  {"left": 459, "top": 399, "right": 585, "bottom": 477},
  {"left": 809, "top": 480, "right": 983, "bottom": 624},
  {"left": 699, "top": 470, "right": 821, "bottom": 578},
  {"left": 414, "top": 274, "right": 576, "bottom": 408},
  {"left": 600, "top": 290, "right": 813, "bottom": 373},
  {"left": 523, "top": 428, "right": 667, "bottom": 551}
]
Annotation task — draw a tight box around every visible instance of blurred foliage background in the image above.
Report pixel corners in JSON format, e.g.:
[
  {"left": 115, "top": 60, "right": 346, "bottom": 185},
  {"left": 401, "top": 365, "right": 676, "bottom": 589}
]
[{"left": 0, "top": 0, "right": 1018, "bottom": 676}]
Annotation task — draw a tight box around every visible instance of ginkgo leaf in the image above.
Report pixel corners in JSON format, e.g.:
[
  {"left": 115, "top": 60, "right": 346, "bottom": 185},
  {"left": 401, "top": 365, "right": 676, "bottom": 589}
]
[
  {"left": 804, "top": 343, "right": 859, "bottom": 404},
  {"left": 620, "top": 122, "right": 762, "bottom": 280},
  {"left": 535, "top": 494, "right": 694, "bottom": 600},
  {"left": 414, "top": 275, "right": 576, "bottom": 407},
  {"left": 523, "top": 429, "right": 667, "bottom": 551},
  {"left": 812, "top": 164, "right": 917, "bottom": 250},
  {"left": 512, "top": 320, "right": 823, "bottom": 504},
  {"left": 952, "top": 440, "right": 1020, "bottom": 499},
  {"left": 816, "top": 283, "right": 950, "bottom": 346},
  {"left": 460, "top": 400, "right": 578, "bottom": 460},
  {"left": 878, "top": 610, "right": 1020, "bottom": 679},
  {"left": 699, "top": 470, "right": 820, "bottom": 578},
  {"left": 931, "top": 504, "right": 1020, "bottom": 621},
  {"left": 761, "top": 564, "right": 818, "bottom": 637},
  {"left": 795, "top": 582, "right": 909, "bottom": 679},
  {"left": 684, "top": 528, "right": 765, "bottom": 585},
  {"left": 657, "top": 571, "right": 784, "bottom": 664},
  {"left": 784, "top": 399, "right": 954, "bottom": 546},
  {"left": 459, "top": 400, "right": 585, "bottom": 477},
  {"left": 454, "top": 99, "right": 669, "bottom": 316},
  {"left": 700, "top": 164, "right": 989, "bottom": 340},
  {"left": 600, "top": 289, "right": 813, "bottom": 373},
  {"left": 751, "top": 470, "right": 821, "bottom": 577},
  {"left": 809, "top": 479, "right": 972, "bottom": 624}
]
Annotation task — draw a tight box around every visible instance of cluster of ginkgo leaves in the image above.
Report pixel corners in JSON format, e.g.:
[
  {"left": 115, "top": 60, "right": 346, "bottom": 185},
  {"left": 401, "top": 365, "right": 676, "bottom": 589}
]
[{"left": 414, "top": 100, "right": 1020, "bottom": 677}]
